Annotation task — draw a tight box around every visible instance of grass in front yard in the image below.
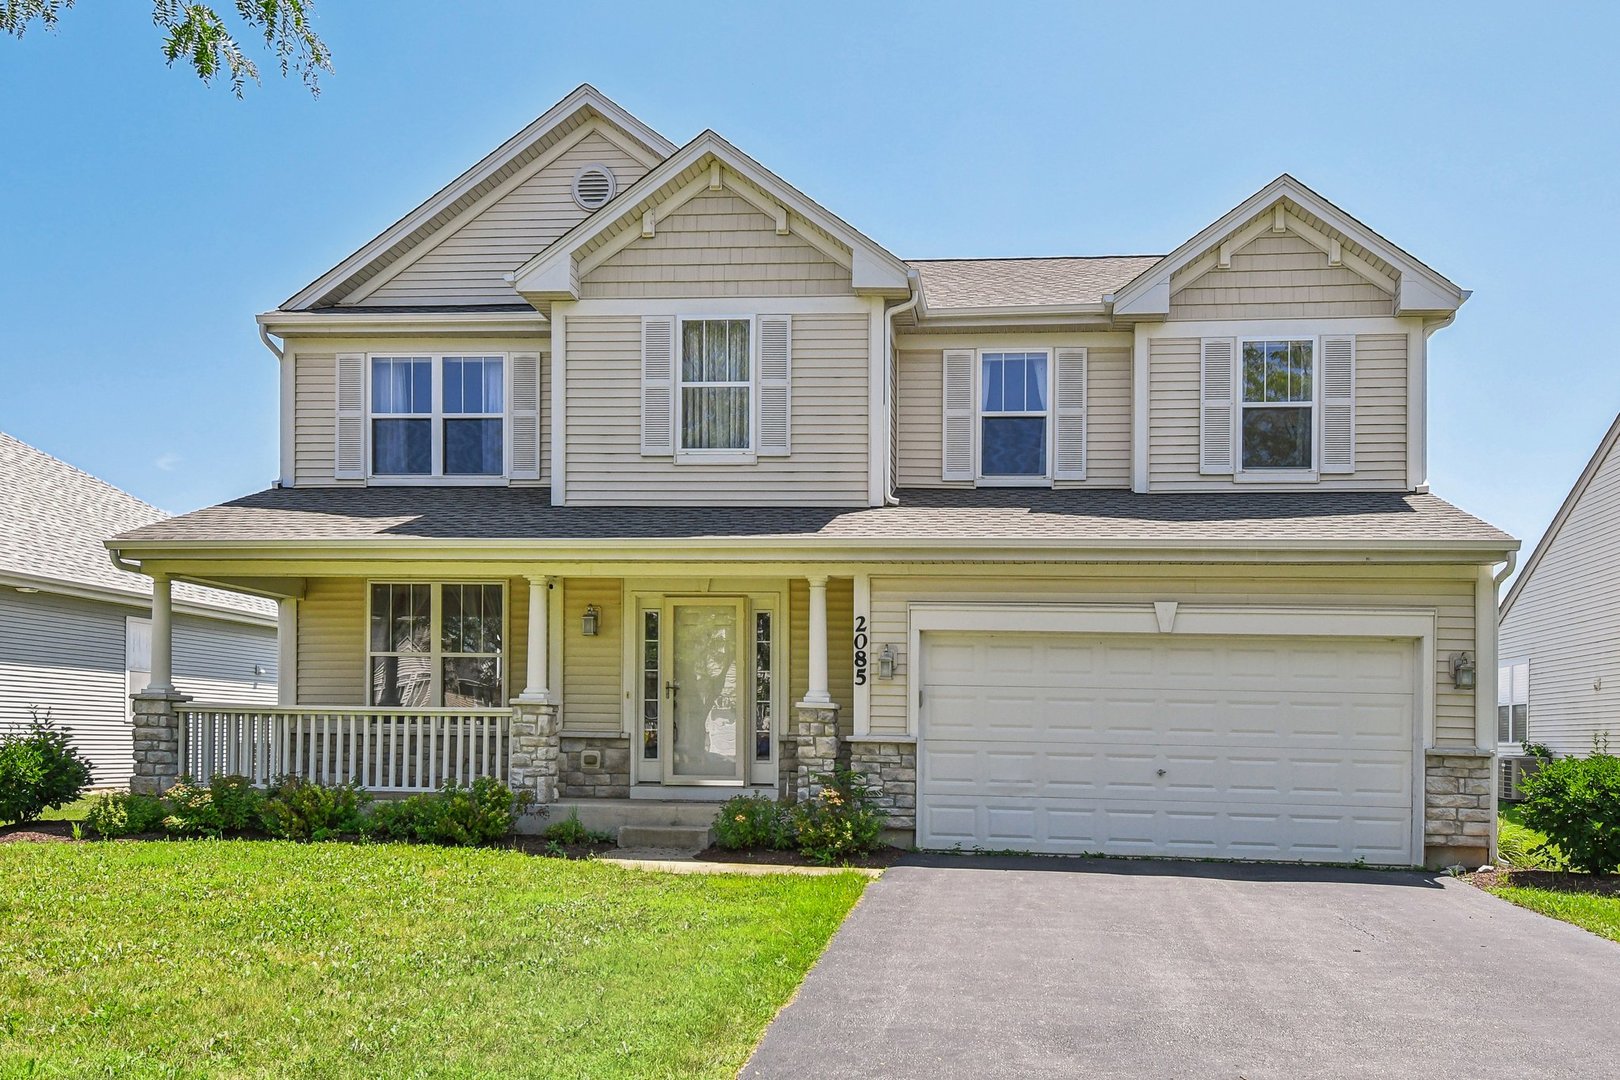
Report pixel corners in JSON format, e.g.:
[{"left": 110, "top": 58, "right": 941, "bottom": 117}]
[
  {"left": 0, "top": 841, "right": 867, "bottom": 1079},
  {"left": 35, "top": 796, "right": 96, "bottom": 822},
  {"left": 1485, "top": 884, "right": 1620, "bottom": 944}
]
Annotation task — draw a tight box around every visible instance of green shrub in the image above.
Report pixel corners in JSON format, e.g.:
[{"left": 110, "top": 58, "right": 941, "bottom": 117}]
[
  {"left": 791, "top": 770, "right": 885, "bottom": 865},
  {"left": 84, "top": 791, "right": 168, "bottom": 838},
  {"left": 1496, "top": 816, "right": 1564, "bottom": 870},
  {"left": 0, "top": 714, "right": 94, "bottom": 824},
  {"left": 363, "top": 778, "right": 528, "bottom": 847},
  {"left": 713, "top": 794, "right": 793, "bottom": 850},
  {"left": 259, "top": 777, "right": 370, "bottom": 841},
  {"left": 1519, "top": 752, "right": 1620, "bottom": 874},
  {"left": 208, "top": 774, "right": 266, "bottom": 832},
  {"left": 162, "top": 780, "right": 224, "bottom": 836},
  {"left": 541, "top": 809, "right": 611, "bottom": 847}
]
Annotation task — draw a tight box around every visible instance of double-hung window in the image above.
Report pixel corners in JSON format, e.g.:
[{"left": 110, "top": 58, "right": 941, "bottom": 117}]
[
  {"left": 1498, "top": 659, "right": 1530, "bottom": 747},
  {"left": 679, "top": 319, "right": 751, "bottom": 452},
  {"left": 979, "top": 350, "right": 1049, "bottom": 481},
  {"left": 369, "top": 582, "right": 504, "bottom": 707},
  {"left": 1240, "top": 339, "right": 1313, "bottom": 470},
  {"left": 370, "top": 354, "right": 504, "bottom": 477}
]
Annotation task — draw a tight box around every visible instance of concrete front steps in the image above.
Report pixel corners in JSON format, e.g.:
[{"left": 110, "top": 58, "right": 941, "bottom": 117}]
[{"left": 522, "top": 798, "right": 722, "bottom": 853}]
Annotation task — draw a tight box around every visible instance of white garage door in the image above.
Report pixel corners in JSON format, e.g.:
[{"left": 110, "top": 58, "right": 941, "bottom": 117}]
[{"left": 918, "top": 631, "right": 1417, "bottom": 864}]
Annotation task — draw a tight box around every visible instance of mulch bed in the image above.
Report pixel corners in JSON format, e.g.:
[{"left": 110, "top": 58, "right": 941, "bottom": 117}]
[
  {"left": 0, "top": 820, "right": 80, "bottom": 844},
  {"left": 693, "top": 844, "right": 905, "bottom": 869},
  {"left": 1469, "top": 867, "right": 1620, "bottom": 897}
]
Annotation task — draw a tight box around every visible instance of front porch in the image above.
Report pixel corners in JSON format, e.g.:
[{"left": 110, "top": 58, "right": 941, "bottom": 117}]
[{"left": 129, "top": 570, "right": 858, "bottom": 819}]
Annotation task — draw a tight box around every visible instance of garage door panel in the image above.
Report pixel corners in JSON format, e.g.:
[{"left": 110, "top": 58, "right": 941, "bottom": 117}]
[{"left": 918, "top": 630, "right": 1417, "bottom": 865}]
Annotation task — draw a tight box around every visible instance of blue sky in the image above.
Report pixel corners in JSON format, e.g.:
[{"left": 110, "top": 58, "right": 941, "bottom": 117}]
[{"left": 2, "top": 1, "right": 1616, "bottom": 564}]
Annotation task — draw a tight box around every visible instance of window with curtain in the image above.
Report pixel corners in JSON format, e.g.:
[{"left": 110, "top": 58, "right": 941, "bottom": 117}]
[
  {"left": 369, "top": 583, "right": 503, "bottom": 707},
  {"left": 369, "top": 354, "right": 506, "bottom": 477},
  {"left": 371, "top": 357, "right": 433, "bottom": 475},
  {"left": 979, "top": 351, "right": 1049, "bottom": 479},
  {"left": 679, "top": 319, "right": 751, "bottom": 451},
  {"left": 443, "top": 356, "right": 504, "bottom": 475}
]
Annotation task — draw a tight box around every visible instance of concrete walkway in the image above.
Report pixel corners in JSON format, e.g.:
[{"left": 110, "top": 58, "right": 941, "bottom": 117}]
[{"left": 743, "top": 855, "right": 1620, "bottom": 1079}]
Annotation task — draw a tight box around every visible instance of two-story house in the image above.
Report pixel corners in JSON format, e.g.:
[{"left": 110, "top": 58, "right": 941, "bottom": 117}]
[{"left": 111, "top": 86, "right": 1514, "bottom": 868}]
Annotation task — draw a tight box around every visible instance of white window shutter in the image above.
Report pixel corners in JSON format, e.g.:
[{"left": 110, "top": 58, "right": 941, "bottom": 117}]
[
  {"left": 334, "top": 352, "right": 366, "bottom": 480},
  {"left": 1199, "top": 338, "right": 1236, "bottom": 475},
  {"left": 1320, "top": 335, "right": 1355, "bottom": 474},
  {"left": 1053, "top": 347, "right": 1087, "bottom": 480},
  {"left": 508, "top": 352, "right": 542, "bottom": 479},
  {"left": 640, "top": 316, "right": 675, "bottom": 455},
  {"left": 941, "top": 348, "right": 974, "bottom": 481},
  {"left": 756, "top": 315, "right": 791, "bottom": 456}
]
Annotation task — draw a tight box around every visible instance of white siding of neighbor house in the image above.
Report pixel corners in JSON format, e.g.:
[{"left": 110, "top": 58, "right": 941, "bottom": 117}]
[
  {"left": 1146, "top": 333, "right": 1408, "bottom": 490},
  {"left": 894, "top": 343, "right": 1131, "bottom": 489},
  {"left": 1168, "top": 231, "right": 1393, "bottom": 320},
  {"left": 563, "top": 311, "right": 870, "bottom": 505},
  {"left": 355, "top": 129, "right": 653, "bottom": 307},
  {"left": 866, "top": 567, "right": 1478, "bottom": 746},
  {"left": 579, "top": 192, "right": 851, "bottom": 298},
  {"left": 0, "top": 590, "right": 274, "bottom": 788},
  {"left": 1500, "top": 433, "right": 1620, "bottom": 756},
  {"left": 287, "top": 335, "right": 550, "bottom": 488}
]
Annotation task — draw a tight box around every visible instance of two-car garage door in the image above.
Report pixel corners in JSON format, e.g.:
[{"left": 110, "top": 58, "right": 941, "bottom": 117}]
[{"left": 918, "top": 631, "right": 1418, "bottom": 865}]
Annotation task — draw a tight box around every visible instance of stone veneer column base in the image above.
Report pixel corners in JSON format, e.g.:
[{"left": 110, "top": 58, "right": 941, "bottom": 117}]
[
  {"left": 1424, "top": 748, "right": 1495, "bottom": 869},
  {"left": 509, "top": 702, "right": 561, "bottom": 808},
  {"left": 794, "top": 703, "right": 843, "bottom": 803},
  {"left": 848, "top": 736, "right": 917, "bottom": 843},
  {"left": 130, "top": 690, "right": 188, "bottom": 794}
]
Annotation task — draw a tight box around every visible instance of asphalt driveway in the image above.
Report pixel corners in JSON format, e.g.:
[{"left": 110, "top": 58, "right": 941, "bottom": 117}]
[{"left": 742, "top": 856, "right": 1620, "bottom": 1079}]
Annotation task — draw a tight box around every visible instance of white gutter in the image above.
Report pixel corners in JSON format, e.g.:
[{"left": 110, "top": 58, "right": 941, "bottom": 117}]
[
  {"left": 1494, "top": 549, "right": 1518, "bottom": 590},
  {"left": 883, "top": 271, "right": 922, "bottom": 504},
  {"left": 258, "top": 322, "right": 284, "bottom": 361}
]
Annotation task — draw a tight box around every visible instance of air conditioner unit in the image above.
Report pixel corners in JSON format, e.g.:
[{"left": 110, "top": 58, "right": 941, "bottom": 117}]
[{"left": 1499, "top": 756, "right": 1541, "bottom": 801}]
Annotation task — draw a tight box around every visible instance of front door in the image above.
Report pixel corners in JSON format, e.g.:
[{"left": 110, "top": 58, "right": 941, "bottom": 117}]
[{"left": 663, "top": 599, "right": 746, "bottom": 785}]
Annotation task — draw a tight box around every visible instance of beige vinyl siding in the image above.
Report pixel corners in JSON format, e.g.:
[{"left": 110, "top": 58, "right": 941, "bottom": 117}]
[
  {"left": 867, "top": 566, "right": 1478, "bottom": 746},
  {"left": 296, "top": 578, "right": 365, "bottom": 703},
  {"left": 357, "top": 130, "right": 652, "bottom": 307},
  {"left": 893, "top": 344, "right": 1131, "bottom": 489},
  {"left": 1146, "top": 334, "right": 1407, "bottom": 490},
  {"left": 564, "top": 313, "right": 869, "bottom": 504},
  {"left": 1169, "top": 232, "right": 1392, "bottom": 320},
  {"left": 561, "top": 579, "right": 622, "bottom": 734},
  {"left": 1500, "top": 435, "right": 1620, "bottom": 756},
  {"left": 579, "top": 192, "right": 851, "bottom": 298},
  {"left": 789, "top": 577, "right": 855, "bottom": 738},
  {"left": 288, "top": 336, "right": 550, "bottom": 488}
]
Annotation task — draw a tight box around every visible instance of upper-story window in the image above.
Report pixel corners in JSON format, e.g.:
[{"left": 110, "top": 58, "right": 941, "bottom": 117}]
[
  {"left": 371, "top": 354, "right": 504, "bottom": 477},
  {"left": 979, "top": 351, "right": 1049, "bottom": 481},
  {"left": 1240, "top": 339, "right": 1312, "bottom": 470},
  {"left": 679, "top": 319, "right": 751, "bottom": 452}
]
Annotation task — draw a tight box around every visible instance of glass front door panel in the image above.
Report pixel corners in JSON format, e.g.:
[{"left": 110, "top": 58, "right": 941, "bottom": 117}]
[{"left": 668, "top": 603, "right": 741, "bottom": 782}]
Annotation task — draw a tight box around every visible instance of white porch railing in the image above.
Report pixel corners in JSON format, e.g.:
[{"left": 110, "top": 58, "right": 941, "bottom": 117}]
[{"left": 176, "top": 706, "right": 513, "bottom": 792}]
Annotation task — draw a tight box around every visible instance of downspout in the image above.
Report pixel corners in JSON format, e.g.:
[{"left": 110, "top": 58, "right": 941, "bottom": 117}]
[
  {"left": 258, "top": 322, "right": 284, "bottom": 361},
  {"left": 108, "top": 548, "right": 143, "bottom": 575},
  {"left": 883, "top": 271, "right": 922, "bottom": 505},
  {"left": 1493, "top": 550, "right": 1517, "bottom": 592}
]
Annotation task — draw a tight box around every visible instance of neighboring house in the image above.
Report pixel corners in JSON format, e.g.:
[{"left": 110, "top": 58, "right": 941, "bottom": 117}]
[
  {"left": 107, "top": 85, "right": 1515, "bottom": 868},
  {"left": 1499, "top": 412, "right": 1620, "bottom": 768},
  {"left": 0, "top": 433, "right": 278, "bottom": 786}
]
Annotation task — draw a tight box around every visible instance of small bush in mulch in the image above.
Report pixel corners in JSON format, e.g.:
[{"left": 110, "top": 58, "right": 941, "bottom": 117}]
[
  {"left": 1517, "top": 747, "right": 1620, "bottom": 874},
  {"left": 694, "top": 843, "right": 904, "bottom": 869}
]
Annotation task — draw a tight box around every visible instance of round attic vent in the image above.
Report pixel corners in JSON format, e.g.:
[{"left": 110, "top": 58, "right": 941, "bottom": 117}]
[{"left": 572, "top": 164, "right": 616, "bottom": 211}]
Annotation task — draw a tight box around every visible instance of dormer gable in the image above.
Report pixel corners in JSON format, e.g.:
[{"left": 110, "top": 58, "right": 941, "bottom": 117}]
[{"left": 1111, "top": 174, "right": 1465, "bottom": 320}]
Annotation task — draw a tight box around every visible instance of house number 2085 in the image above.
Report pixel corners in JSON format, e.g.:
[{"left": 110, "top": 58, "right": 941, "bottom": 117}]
[{"left": 853, "top": 615, "right": 869, "bottom": 686}]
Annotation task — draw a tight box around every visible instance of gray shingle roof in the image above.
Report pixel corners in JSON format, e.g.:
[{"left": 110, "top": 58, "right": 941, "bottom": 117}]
[
  {"left": 908, "top": 256, "right": 1163, "bottom": 311},
  {"left": 0, "top": 433, "right": 275, "bottom": 617},
  {"left": 110, "top": 485, "right": 1513, "bottom": 549}
]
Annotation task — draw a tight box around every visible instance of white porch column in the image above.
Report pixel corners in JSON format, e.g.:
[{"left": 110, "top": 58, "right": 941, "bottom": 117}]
[
  {"left": 518, "top": 574, "right": 555, "bottom": 703},
  {"left": 277, "top": 597, "right": 298, "bottom": 705},
  {"left": 149, "top": 571, "right": 175, "bottom": 693},
  {"left": 801, "top": 574, "right": 832, "bottom": 706}
]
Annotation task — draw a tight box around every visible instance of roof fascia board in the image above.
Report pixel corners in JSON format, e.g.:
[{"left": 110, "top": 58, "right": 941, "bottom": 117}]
[
  {"left": 512, "top": 131, "right": 910, "bottom": 299},
  {"left": 282, "top": 85, "right": 676, "bottom": 311},
  {"left": 1500, "top": 411, "right": 1620, "bottom": 617},
  {"left": 258, "top": 310, "right": 547, "bottom": 337},
  {"left": 0, "top": 570, "right": 277, "bottom": 626},
  {"left": 1113, "top": 174, "right": 1464, "bottom": 317}
]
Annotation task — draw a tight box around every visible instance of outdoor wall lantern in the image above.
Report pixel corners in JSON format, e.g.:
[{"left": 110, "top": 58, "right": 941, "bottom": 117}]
[
  {"left": 581, "top": 604, "right": 600, "bottom": 637},
  {"left": 1451, "top": 652, "right": 1476, "bottom": 690},
  {"left": 878, "top": 643, "right": 897, "bottom": 680}
]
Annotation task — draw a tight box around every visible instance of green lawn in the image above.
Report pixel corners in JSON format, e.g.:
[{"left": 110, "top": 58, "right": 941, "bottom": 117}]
[
  {"left": 1486, "top": 885, "right": 1620, "bottom": 944},
  {"left": 0, "top": 840, "right": 866, "bottom": 1079},
  {"left": 35, "top": 796, "right": 96, "bottom": 822}
]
